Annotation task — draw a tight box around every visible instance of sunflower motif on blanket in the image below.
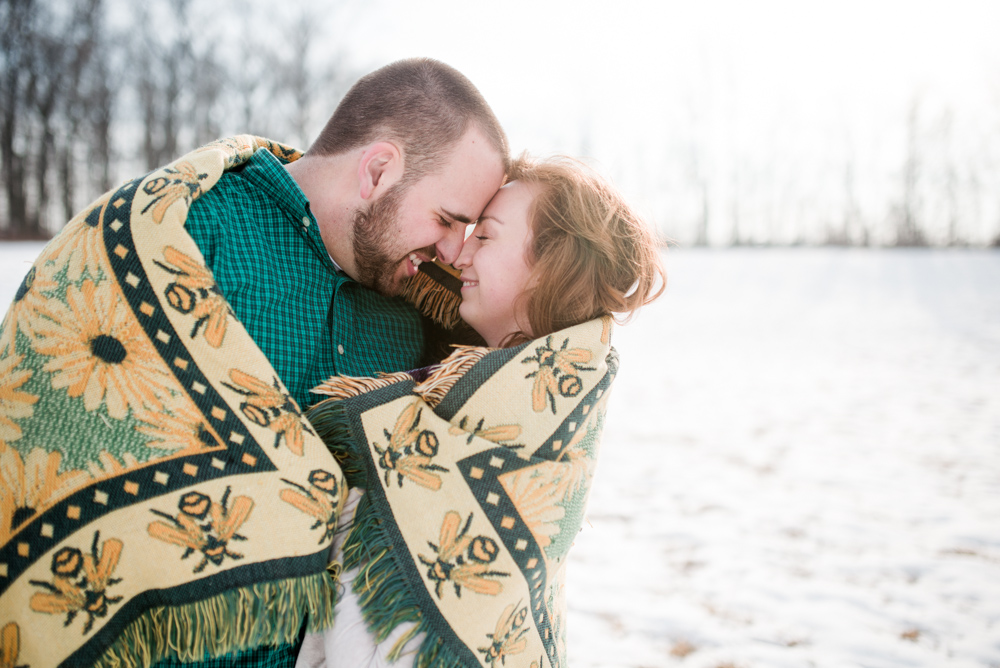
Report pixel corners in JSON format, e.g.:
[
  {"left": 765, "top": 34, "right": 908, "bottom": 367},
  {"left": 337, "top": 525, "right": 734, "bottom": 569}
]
[
  {"left": 154, "top": 246, "right": 232, "bottom": 348},
  {"left": 42, "top": 195, "right": 110, "bottom": 284},
  {"left": 0, "top": 352, "right": 38, "bottom": 443},
  {"left": 133, "top": 398, "right": 220, "bottom": 454},
  {"left": 0, "top": 447, "right": 89, "bottom": 544},
  {"left": 280, "top": 469, "right": 341, "bottom": 543},
  {"left": 141, "top": 161, "right": 209, "bottom": 224},
  {"left": 418, "top": 511, "right": 508, "bottom": 599},
  {"left": 522, "top": 337, "right": 596, "bottom": 414},
  {"left": 28, "top": 531, "right": 124, "bottom": 634},
  {"left": 373, "top": 400, "right": 448, "bottom": 490},
  {"left": 148, "top": 487, "right": 253, "bottom": 573},
  {"left": 222, "top": 369, "right": 313, "bottom": 456},
  {"left": 32, "top": 279, "right": 180, "bottom": 420},
  {"left": 1, "top": 265, "right": 59, "bottom": 356}
]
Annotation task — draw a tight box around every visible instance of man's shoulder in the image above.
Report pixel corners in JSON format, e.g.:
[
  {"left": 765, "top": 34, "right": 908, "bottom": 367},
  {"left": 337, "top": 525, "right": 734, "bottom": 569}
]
[
  {"left": 186, "top": 164, "right": 275, "bottom": 232},
  {"left": 192, "top": 165, "right": 257, "bottom": 208}
]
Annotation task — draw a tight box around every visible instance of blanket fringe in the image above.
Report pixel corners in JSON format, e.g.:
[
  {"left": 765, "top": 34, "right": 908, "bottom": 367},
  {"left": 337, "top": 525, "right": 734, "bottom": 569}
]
[
  {"left": 92, "top": 574, "right": 337, "bottom": 668},
  {"left": 305, "top": 400, "right": 367, "bottom": 489},
  {"left": 412, "top": 345, "right": 491, "bottom": 407},
  {"left": 344, "top": 494, "right": 467, "bottom": 668},
  {"left": 310, "top": 371, "right": 413, "bottom": 400},
  {"left": 399, "top": 262, "right": 463, "bottom": 329}
]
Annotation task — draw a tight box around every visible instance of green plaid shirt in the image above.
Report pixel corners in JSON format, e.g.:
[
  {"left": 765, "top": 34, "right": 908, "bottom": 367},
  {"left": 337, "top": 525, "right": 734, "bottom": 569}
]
[
  {"left": 151, "top": 643, "right": 301, "bottom": 668},
  {"left": 184, "top": 148, "right": 426, "bottom": 411}
]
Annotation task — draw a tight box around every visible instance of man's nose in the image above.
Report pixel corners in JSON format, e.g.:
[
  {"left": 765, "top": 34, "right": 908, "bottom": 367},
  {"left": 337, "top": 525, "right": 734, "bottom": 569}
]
[
  {"left": 434, "top": 224, "right": 467, "bottom": 265},
  {"left": 453, "top": 237, "right": 475, "bottom": 269}
]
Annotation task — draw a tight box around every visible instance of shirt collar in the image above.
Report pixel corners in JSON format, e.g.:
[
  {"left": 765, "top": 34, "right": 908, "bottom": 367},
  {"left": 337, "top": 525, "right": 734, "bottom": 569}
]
[
  {"left": 240, "top": 148, "right": 311, "bottom": 216},
  {"left": 242, "top": 148, "right": 344, "bottom": 276}
]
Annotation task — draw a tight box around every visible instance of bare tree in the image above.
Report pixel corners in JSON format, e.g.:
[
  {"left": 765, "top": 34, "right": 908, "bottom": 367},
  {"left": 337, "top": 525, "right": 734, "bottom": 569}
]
[
  {"left": 1, "top": 0, "right": 37, "bottom": 235},
  {"left": 892, "top": 97, "right": 927, "bottom": 247}
]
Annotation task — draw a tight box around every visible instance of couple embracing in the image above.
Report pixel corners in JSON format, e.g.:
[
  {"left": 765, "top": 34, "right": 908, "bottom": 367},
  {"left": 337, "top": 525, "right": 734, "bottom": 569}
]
[{"left": 0, "top": 59, "right": 663, "bottom": 668}]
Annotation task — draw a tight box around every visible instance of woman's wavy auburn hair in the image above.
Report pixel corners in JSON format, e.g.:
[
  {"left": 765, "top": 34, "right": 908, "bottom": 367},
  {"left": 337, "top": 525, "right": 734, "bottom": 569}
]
[{"left": 503, "top": 154, "right": 666, "bottom": 346}]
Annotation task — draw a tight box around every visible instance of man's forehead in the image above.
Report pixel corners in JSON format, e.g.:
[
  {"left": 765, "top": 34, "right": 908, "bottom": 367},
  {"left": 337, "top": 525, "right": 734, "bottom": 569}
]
[{"left": 430, "top": 131, "right": 505, "bottom": 220}]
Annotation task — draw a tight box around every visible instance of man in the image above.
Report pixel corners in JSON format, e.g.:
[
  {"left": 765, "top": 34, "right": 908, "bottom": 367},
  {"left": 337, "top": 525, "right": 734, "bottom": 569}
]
[
  {"left": 160, "top": 59, "right": 508, "bottom": 666},
  {"left": 184, "top": 58, "right": 508, "bottom": 410}
]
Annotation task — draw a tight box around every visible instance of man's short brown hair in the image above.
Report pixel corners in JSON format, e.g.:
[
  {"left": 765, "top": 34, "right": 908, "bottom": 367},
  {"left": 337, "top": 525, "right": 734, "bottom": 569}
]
[{"left": 308, "top": 58, "right": 510, "bottom": 183}]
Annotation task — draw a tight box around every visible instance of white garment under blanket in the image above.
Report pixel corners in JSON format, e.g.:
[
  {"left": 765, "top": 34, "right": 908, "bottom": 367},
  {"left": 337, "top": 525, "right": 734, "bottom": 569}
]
[{"left": 295, "top": 489, "right": 423, "bottom": 668}]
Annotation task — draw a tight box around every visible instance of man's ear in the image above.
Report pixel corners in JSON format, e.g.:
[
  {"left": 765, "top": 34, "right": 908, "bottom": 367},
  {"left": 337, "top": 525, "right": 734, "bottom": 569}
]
[{"left": 358, "top": 142, "right": 403, "bottom": 201}]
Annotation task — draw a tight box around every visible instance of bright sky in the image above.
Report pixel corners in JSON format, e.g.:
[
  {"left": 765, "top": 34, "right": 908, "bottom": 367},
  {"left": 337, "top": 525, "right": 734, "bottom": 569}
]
[
  {"left": 340, "top": 0, "right": 999, "bottom": 153},
  {"left": 315, "top": 0, "right": 999, "bottom": 243}
]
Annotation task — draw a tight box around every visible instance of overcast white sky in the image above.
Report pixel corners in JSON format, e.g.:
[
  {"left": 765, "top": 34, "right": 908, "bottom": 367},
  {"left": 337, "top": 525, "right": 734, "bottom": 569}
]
[
  {"left": 123, "top": 0, "right": 987, "bottom": 243},
  {"left": 302, "top": 0, "right": 995, "bottom": 243},
  {"left": 338, "top": 0, "right": 999, "bottom": 152}
]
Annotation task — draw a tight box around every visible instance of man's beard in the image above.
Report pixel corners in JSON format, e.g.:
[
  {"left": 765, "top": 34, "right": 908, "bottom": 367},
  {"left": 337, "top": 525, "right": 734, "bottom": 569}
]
[{"left": 352, "top": 180, "right": 409, "bottom": 296}]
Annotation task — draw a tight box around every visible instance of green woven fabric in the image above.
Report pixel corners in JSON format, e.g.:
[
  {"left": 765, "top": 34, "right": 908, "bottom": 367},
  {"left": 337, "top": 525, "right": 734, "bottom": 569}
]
[{"left": 184, "top": 148, "right": 426, "bottom": 410}]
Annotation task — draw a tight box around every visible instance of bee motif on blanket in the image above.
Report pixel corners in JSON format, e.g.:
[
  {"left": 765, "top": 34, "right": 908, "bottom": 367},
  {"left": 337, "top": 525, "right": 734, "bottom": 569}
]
[
  {"left": 1, "top": 622, "right": 27, "bottom": 668},
  {"left": 478, "top": 603, "right": 531, "bottom": 667},
  {"left": 522, "top": 337, "right": 595, "bottom": 414},
  {"left": 373, "top": 401, "right": 448, "bottom": 490},
  {"left": 418, "top": 511, "right": 508, "bottom": 599},
  {"left": 280, "top": 469, "right": 341, "bottom": 543},
  {"left": 148, "top": 487, "right": 253, "bottom": 573},
  {"left": 28, "top": 531, "right": 124, "bottom": 634},
  {"left": 154, "top": 246, "right": 232, "bottom": 348},
  {"left": 223, "top": 369, "right": 314, "bottom": 456},
  {"left": 141, "top": 161, "right": 208, "bottom": 224},
  {"left": 449, "top": 415, "right": 523, "bottom": 449}
]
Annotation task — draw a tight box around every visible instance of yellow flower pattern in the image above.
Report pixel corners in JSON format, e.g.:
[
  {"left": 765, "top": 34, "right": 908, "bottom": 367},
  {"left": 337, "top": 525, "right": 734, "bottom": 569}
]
[
  {"left": 43, "top": 191, "right": 117, "bottom": 283},
  {"left": 0, "top": 446, "right": 89, "bottom": 544},
  {"left": 134, "top": 399, "right": 218, "bottom": 455},
  {"left": 0, "top": 265, "right": 59, "bottom": 356},
  {"left": 32, "top": 279, "right": 180, "bottom": 420},
  {"left": 0, "top": 353, "right": 38, "bottom": 443}
]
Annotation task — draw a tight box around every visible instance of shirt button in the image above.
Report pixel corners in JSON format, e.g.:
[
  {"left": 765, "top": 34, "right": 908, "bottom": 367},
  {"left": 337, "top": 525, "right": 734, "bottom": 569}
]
[
  {"left": 302, "top": 216, "right": 310, "bottom": 227},
  {"left": 337, "top": 344, "right": 345, "bottom": 355}
]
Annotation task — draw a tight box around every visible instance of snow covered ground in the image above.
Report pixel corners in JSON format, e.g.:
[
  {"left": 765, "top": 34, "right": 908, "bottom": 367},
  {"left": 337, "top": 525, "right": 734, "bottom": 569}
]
[
  {"left": 3, "top": 243, "right": 999, "bottom": 667},
  {"left": 568, "top": 248, "right": 1000, "bottom": 668}
]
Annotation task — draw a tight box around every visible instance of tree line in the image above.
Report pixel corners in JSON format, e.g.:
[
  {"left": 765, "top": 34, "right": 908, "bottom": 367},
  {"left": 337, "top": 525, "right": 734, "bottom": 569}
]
[
  {"left": 1, "top": 0, "right": 351, "bottom": 239},
  {"left": 3, "top": 0, "right": 998, "bottom": 246}
]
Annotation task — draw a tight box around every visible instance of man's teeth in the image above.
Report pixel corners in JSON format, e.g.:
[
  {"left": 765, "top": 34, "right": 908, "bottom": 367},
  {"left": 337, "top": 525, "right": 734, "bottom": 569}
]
[{"left": 409, "top": 254, "right": 422, "bottom": 267}]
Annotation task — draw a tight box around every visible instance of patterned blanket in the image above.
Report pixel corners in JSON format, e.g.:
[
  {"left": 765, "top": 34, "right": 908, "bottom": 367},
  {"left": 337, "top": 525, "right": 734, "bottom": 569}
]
[
  {"left": 0, "top": 137, "right": 346, "bottom": 667},
  {"left": 0, "top": 135, "right": 618, "bottom": 668},
  {"left": 307, "top": 316, "right": 617, "bottom": 668}
]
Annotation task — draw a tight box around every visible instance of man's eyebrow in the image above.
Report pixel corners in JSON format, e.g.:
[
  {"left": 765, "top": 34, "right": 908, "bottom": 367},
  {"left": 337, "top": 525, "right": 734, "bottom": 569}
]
[{"left": 442, "top": 209, "right": 474, "bottom": 224}]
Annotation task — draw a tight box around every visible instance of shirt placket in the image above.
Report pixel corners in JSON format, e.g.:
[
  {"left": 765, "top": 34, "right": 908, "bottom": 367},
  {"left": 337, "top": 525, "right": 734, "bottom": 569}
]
[{"left": 328, "top": 280, "right": 354, "bottom": 376}]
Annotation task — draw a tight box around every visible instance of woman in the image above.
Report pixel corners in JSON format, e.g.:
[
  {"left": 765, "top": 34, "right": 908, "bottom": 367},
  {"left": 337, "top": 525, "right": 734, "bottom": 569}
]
[{"left": 298, "top": 154, "right": 665, "bottom": 668}]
